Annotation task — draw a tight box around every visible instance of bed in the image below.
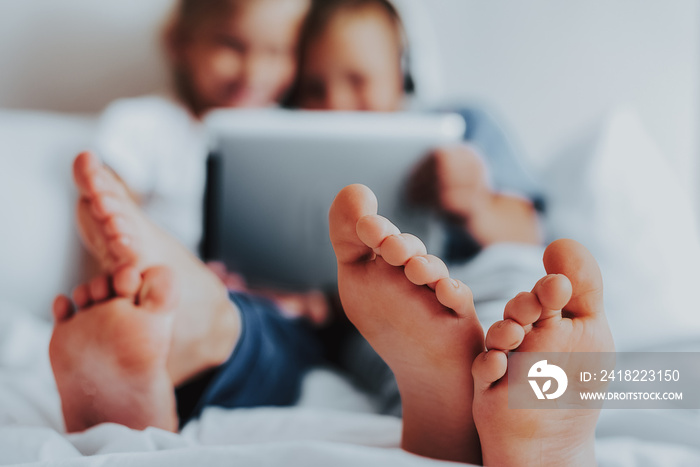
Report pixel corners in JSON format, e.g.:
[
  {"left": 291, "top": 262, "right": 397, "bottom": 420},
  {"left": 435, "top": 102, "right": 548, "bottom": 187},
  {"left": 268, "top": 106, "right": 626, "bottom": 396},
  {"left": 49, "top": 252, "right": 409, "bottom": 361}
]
[{"left": 1, "top": 108, "right": 699, "bottom": 466}]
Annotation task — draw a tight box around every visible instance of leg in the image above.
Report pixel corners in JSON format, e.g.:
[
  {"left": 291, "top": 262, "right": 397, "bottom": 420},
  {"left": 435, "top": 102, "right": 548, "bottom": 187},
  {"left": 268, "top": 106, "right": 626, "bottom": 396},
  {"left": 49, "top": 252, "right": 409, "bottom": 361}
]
[
  {"left": 329, "top": 184, "right": 484, "bottom": 464},
  {"left": 472, "top": 239, "right": 615, "bottom": 466},
  {"left": 177, "top": 291, "right": 323, "bottom": 425},
  {"left": 72, "top": 152, "right": 239, "bottom": 386},
  {"left": 50, "top": 266, "right": 178, "bottom": 433}
]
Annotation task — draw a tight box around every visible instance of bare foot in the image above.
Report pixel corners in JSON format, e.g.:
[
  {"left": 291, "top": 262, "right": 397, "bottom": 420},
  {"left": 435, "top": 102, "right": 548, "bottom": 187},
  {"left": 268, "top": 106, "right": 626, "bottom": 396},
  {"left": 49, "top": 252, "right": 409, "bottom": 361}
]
[
  {"left": 329, "top": 184, "right": 484, "bottom": 464},
  {"left": 49, "top": 266, "right": 178, "bottom": 433},
  {"left": 472, "top": 239, "right": 615, "bottom": 466},
  {"left": 72, "top": 152, "right": 240, "bottom": 386}
]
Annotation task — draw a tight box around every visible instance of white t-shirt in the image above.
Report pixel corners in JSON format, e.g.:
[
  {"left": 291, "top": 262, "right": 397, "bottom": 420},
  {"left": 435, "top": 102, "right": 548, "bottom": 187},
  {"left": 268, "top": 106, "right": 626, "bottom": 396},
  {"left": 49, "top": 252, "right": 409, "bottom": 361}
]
[{"left": 94, "top": 95, "right": 209, "bottom": 254}]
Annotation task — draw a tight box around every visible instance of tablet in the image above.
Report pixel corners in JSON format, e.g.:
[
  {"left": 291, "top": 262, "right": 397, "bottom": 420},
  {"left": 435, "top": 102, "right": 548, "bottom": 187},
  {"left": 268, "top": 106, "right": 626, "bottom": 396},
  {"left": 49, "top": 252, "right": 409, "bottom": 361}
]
[{"left": 204, "top": 109, "right": 466, "bottom": 290}]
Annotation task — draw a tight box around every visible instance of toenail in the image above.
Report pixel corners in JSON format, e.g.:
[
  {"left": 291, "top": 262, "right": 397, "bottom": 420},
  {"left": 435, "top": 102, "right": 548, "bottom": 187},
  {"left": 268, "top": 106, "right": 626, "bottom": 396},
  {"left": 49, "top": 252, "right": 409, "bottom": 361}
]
[
  {"left": 450, "top": 278, "right": 459, "bottom": 288},
  {"left": 414, "top": 256, "right": 428, "bottom": 264}
]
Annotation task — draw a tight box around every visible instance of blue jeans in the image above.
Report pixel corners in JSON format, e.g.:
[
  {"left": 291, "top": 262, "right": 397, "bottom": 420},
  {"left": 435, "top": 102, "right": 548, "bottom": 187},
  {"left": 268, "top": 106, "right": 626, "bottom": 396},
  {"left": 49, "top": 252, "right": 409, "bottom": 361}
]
[{"left": 175, "top": 292, "right": 322, "bottom": 426}]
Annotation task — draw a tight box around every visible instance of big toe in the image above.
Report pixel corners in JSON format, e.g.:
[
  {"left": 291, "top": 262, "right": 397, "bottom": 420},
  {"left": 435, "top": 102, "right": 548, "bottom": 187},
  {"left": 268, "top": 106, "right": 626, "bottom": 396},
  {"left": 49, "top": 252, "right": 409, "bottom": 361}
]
[
  {"left": 138, "top": 266, "right": 178, "bottom": 313},
  {"left": 543, "top": 239, "right": 604, "bottom": 318},
  {"left": 73, "top": 151, "right": 128, "bottom": 199},
  {"left": 73, "top": 152, "right": 101, "bottom": 197},
  {"left": 329, "top": 184, "right": 379, "bottom": 264}
]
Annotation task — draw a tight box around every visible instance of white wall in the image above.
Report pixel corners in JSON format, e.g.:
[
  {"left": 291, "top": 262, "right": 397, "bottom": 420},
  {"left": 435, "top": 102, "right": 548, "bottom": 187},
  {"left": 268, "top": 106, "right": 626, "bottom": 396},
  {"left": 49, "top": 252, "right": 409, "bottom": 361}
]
[
  {"left": 426, "top": 0, "right": 700, "bottom": 193},
  {"left": 0, "top": 0, "right": 698, "bottom": 203},
  {"left": 0, "top": 0, "right": 173, "bottom": 113}
]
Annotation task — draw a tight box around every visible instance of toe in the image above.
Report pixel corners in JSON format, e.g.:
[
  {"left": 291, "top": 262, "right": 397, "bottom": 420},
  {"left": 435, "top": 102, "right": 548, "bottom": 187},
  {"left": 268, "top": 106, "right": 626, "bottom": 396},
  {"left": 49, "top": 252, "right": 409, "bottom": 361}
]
[
  {"left": 73, "top": 152, "right": 129, "bottom": 199},
  {"left": 90, "top": 195, "right": 124, "bottom": 221},
  {"left": 504, "top": 292, "right": 542, "bottom": 326},
  {"left": 72, "top": 283, "right": 92, "bottom": 309},
  {"left": 472, "top": 350, "right": 508, "bottom": 390},
  {"left": 103, "top": 215, "right": 131, "bottom": 239},
  {"left": 138, "top": 266, "right": 178, "bottom": 312},
  {"left": 404, "top": 255, "right": 449, "bottom": 287},
  {"left": 52, "top": 295, "right": 75, "bottom": 322},
  {"left": 113, "top": 267, "right": 142, "bottom": 299},
  {"left": 77, "top": 199, "right": 108, "bottom": 258},
  {"left": 532, "top": 274, "right": 573, "bottom": 320},
  {"left": 73, "top": 152, "right": 101, "bottom": 198},
  {"left": 89, "top": 275, "right": 113, "bottom": 303},
  {"left": 435, "top": 278, "right": 475, "bottom": 318},
  {"left": 329, "top": 184, "right": 379, "bottom": 265},
  {"left": 356, "top": 214, "right": 401, "bottom": 251},
  {"left": 379, "top": 234, "right": 427, "bottom": 267},
  {"left": 107, "top": 236, "right": 139, "bottom": 267},
  {"left": 485, "top": 319, "right": 525, "bottom": 351},
  {"left": 543, "top": 239, "right": 604, "bottom": 318}
]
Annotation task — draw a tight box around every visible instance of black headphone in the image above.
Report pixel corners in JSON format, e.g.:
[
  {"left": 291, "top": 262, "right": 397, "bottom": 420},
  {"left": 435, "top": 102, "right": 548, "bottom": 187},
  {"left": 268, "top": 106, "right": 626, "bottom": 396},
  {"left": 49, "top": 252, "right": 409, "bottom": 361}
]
[
  {"left": 402, "top": 43, "right": 416, "bottom": 94},
  {"left": 393, "top": 0, "right": 415, "bottom": 95}
]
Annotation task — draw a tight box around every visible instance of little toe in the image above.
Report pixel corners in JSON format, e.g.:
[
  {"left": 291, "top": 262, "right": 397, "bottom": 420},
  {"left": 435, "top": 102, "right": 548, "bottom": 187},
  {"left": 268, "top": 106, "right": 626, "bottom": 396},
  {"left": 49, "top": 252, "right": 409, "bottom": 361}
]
[
  {"left": 504, "top": 292, "right": 542, "bottom": 326},
  {"left": 404, "top": 255, "right": 449, "bottom": 288},
  {"left": 435, "top": 278, "right": 475, "bottom": 318},
  {"left": 329, "top": 184, "right": 379, "bottom": 265},
  {"left": 72, "top": 283, "right": 92, "bottom": 309},
  {"left": 138, "top": 266, "right": 178, "bottom": 312},
  {"left": 113, "top": 267, "right": 142, "bottom": 299},
  {"left": 89, "top": 275, "right": 112, "bottom": 303},
  {"left": 52, "top": 295, "right": 75, "bottom": 322},
  {"left": 472, "top": 350, "right": 508, "bottom": 391},
  {"left": 532, "top": 274, "right": 572, "bottom": 319},
  {"left": 485, "top": 319, "right": 525, "bottom": 351},
  {"left": 380, "top": 233, "right": 427, "bottom": 267},
  {"left": 356, "top": 214, "right": 401, "bottom": 251}
]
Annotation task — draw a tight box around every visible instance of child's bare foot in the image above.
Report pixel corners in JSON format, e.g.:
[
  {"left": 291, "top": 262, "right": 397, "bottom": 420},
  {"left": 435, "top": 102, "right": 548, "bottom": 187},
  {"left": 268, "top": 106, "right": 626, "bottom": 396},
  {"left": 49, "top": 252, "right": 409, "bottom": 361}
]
[
  {"left": 472, "top": 239, "right": 615, "bottom": 466},
  {"left": 329, "top": 184, "right": 484, "bottom": 464},
  {"left": 49, "top": 266, "right": 178, "bottom": 433},
  {"left": 72, "top": 152, "right": 240, "bottom": 386}
]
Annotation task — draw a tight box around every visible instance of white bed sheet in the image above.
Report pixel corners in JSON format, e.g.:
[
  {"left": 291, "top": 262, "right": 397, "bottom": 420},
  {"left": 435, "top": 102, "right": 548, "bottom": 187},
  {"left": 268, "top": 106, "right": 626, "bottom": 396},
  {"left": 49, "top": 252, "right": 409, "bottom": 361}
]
[
  {"left": 0, "top": 250, "right": 699, "bottom": 467},
  {"left": 2, "top": 108, "right": 700, "bottom": 465}
]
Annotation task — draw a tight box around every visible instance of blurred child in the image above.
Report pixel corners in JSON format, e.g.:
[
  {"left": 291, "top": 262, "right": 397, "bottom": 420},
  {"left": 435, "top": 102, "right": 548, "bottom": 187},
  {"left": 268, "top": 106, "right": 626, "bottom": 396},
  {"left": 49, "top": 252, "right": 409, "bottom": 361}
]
[
  {"left": 293, "top": 0, "right": 544, "bottom": 259},
  {"left": 96, "top": 0, "right": 310, "bottom": 253},
  {"left": 80, "top": 0, "right": 329, "bottom": 425},
  {"left": 292, "top": 0, "right": 548, "bottom": 417},
  {"left": 94, "top": 0, "right": 329, "bottom": 315},
  {"left": 167, "top": 0, "right": 310, "bottom": 114}
]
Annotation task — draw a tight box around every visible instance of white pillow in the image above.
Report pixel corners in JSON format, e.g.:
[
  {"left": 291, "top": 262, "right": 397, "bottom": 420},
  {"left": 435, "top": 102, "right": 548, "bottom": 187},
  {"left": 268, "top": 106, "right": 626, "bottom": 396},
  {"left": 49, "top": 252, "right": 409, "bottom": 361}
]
[
  {"left": 542, "top": 108, "right": 700, "bottom": 350},
  {"left": 0, "top": 111, "right": 96, "bottom": 319}
]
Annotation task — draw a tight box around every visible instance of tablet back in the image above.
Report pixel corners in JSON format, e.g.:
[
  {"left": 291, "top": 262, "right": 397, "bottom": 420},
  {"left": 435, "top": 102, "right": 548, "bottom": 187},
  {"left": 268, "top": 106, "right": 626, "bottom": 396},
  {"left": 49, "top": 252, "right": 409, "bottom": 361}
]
[{"left": 206, "top": 110, "right": 465, "bottom": 290}]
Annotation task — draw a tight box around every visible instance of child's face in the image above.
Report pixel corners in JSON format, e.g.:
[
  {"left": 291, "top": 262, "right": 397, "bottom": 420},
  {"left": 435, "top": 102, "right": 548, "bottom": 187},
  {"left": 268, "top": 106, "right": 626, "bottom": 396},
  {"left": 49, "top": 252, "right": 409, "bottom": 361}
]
[
  {"left": 296, "top": 6, "right": 405, "bottom": 112},
  {"left": 175, "top": 0, "right": 309, "bottom": 112}
]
